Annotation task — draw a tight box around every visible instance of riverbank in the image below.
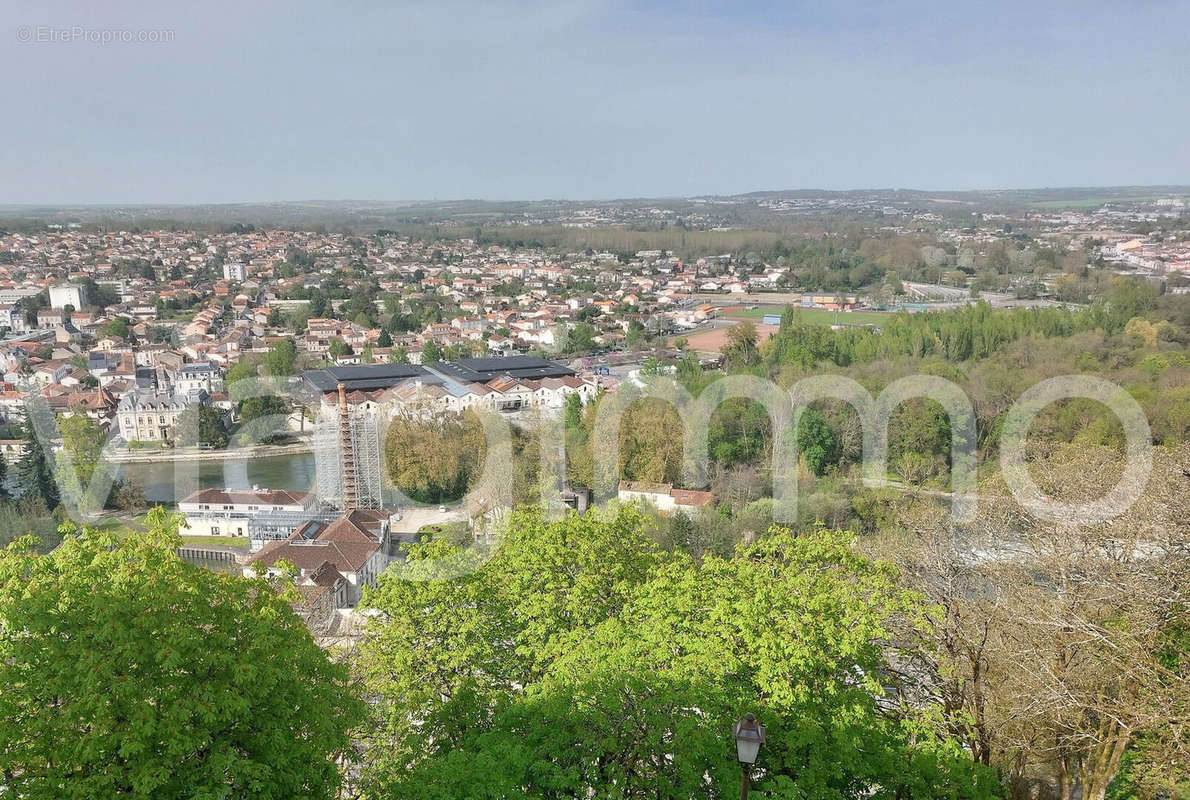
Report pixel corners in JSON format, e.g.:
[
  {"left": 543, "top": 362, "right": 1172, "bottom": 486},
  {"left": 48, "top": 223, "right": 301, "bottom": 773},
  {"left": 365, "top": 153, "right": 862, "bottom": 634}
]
[{"left": 106, "top": 439, "right": 313, "bottom": 464}]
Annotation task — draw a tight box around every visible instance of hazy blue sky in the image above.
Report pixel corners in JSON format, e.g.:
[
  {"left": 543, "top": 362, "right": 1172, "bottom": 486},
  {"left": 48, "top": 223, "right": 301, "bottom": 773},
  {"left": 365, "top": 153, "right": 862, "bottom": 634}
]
[{"left": 4, "top": 0, "right": 1188, "bottom": 203}]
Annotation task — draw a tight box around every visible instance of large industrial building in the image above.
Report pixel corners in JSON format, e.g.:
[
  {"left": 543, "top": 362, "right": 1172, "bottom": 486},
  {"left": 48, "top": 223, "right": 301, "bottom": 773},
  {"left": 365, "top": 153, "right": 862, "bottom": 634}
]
[
  {"left": 301, "top": 356, "right": 596, "bottom": 418},
  {"left": 301, "top": 356, "right": 577, "bottom": 394},
  {"left": 303, "top": 357, "right": 598, "bottom": 511}
]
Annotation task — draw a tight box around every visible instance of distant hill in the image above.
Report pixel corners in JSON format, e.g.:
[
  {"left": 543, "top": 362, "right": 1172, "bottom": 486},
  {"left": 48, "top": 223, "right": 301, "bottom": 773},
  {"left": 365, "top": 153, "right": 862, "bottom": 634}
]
[{"left": 1, "top": 186, "right": 1187, "bottom": 232}]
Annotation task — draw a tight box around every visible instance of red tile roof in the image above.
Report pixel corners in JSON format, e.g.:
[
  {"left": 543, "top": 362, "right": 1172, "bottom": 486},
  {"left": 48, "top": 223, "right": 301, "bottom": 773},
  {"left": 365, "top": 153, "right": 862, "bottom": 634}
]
[
  {"left": 181, "top": 488, "right": 311, "bottom": 507},
  {"left": 247, "top": 509, "right": 388, "bottom": 574}
]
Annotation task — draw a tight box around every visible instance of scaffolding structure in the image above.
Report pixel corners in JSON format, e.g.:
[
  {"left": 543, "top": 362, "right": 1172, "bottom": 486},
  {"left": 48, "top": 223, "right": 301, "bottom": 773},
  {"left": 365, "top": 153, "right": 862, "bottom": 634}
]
[{"left": 313, "top": 385, "right": 383, "bottom": 510}]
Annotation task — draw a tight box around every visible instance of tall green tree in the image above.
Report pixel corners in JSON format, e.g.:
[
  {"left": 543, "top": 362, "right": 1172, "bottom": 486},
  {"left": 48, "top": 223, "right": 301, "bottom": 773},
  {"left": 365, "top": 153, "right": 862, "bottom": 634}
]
[
  {"left": 0, "top": 507, "right": 364, "bottom": 798},
  {"left": 722, "top": 320, "right": 760, "bottom": 368},
  {"left": 15, "top": 410, "right": 58, "bottom": 510},
  {"left": 426, "top": 338, "right": 447, "bottom": 361},
  {"left": 384, "top": 410, "right": 486, "bottom": 503},
  {"left": 264, "top": 338, "right": 297, "bottom": 377},
  {"left": 420, "top": 339, "right": 443, "bottom": 363},
  {"left": 796, "top": 407, "right": 839, "bottom": 476},
  {"left": 57, "top": 412, "right": 104, "bottom": 488}
]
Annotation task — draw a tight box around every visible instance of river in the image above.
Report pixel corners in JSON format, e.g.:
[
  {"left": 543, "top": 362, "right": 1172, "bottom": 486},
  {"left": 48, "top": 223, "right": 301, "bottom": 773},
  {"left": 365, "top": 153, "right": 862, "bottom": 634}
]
[{"left": 116, "top": 452, "right": 318, "bottom": 505}]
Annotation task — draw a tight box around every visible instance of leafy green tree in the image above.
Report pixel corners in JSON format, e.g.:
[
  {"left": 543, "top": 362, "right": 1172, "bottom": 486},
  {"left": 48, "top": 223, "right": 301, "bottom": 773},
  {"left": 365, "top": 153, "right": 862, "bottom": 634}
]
[
  {"left": 264, "top": 338, "right": 297, "bottom": 377},
  {"left": 722, "top": 320, "right": 760, "bottom": 368},
  {"left": 107, "top": 478, "right": 146, "bottom": 512},
  {"left": 225, "top": 359, "right": 256, "bottom": 389},
  {"left": 566, "top": 322, "right": 597, "bottom": 353},
  {"left": 377, "top": 329, "right": 393, "bottom": 348},
  {"left": 0, "top": 508, "right": 364, "bottom": 799},
  {"left": 708, "top": 399, "right": 771, "bottom": 469},
  {"left": 618, "top": 398, "right": 686, "bottom": 484},
  {"left": 388, "top": 346, "right": 409, "bottom": 364},
  {"left": 676, "top": 350, "right": 705, "bottom": 392},
  {"left": 176, "top": 404, "right": 228, "bottom": 449},
  {"left": 57, "top": 412, "right": 104, "bottom": 487},
  {"left": 358, "top": 507, "right": 1000, "bottom": 799},
  {"left": 55, "top": 412, "right": 119, "bottom": 511},
  {"left": 420, "top": 339, "right": 443, "bottom": 363},
  {"left": 99, "top": 317, "right": 129, "bottom": 340},
  {"left": 442, "top": 342, "right": 474, "bottom": 361},
  {"left": 327, "top": 338, "right": 350, "bottom": 360},
  {"left": 796, "top": 407, "right": 838, "bottom": 476},
  {"left": 625, "top": 319, "right": 649, "bottom": 349},
  {"left": 639, "top": 357, "right": 665, "bottom": 376},
  {"left": 238, "top": 395, "right": 291, "bottom": 443},
  {"left": 888, "top": 398, "right": 952, "bottom": 475},
  {"left": 563, "top": 392, "right": 583, "bottom": 433},
  {"left": 384, "top": 410, "right": 486, "bottom": 503}
]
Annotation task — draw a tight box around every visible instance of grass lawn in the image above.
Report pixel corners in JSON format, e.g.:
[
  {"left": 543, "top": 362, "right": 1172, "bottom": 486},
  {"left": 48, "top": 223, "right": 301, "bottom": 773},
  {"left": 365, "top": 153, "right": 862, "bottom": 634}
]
[
  {"left": 723, "top": 306, "right": 894, "bottom": 326},
  {"left": 89, "top": 513, "right": 151, "bottom": 539}
]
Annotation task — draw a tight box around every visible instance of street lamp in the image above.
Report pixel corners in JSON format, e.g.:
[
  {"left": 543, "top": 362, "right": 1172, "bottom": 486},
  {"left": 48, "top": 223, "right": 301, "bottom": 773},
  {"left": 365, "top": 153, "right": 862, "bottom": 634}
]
[{"left": 733, "top": 713, "right": 765, "bottom": 799}]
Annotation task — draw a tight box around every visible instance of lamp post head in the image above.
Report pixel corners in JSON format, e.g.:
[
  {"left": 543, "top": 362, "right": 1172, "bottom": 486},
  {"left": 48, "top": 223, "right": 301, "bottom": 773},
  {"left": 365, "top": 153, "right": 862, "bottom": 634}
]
[{"left": 733, "top": 713, "right": 766, "bottom": 765}]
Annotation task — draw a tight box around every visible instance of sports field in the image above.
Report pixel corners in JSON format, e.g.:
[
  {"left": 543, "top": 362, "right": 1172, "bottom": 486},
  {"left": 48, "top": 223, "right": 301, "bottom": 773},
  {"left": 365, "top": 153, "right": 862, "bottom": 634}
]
[{"left": 677, "top": 323, "right": 779, "bottom": 353}]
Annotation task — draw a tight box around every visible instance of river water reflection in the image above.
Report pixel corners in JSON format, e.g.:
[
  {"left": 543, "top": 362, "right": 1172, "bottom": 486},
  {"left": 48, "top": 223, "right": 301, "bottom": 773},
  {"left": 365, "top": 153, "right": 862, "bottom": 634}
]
[{"left": 116, "top": 453, "right": 317, "bottom": 505}]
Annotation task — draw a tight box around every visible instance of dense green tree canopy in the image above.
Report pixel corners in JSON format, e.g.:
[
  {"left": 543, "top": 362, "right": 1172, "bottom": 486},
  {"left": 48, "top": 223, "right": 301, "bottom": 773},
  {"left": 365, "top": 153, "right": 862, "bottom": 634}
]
[
  {"left": 0, "top": 508, "right": 363, "bottom": 799},
  {"left": 357, "top": 506, "right": 1000, "bottom": 799},
  {"left": 384, "top": 409, "right": 487, "bottom": 503}
]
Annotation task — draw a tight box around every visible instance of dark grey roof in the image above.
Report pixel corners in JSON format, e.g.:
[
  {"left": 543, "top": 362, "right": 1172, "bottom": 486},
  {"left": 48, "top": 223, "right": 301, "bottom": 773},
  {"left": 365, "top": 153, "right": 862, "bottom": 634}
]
[
  {"left": 134, "top": 367, "right": 157, "bottom": 389},
  {"left": 301, "top": 363, "right": 432, "bottom": 392},
  {"left": 428, "top": 356, "right": 574, "bottom": 384},
  {"left": 87, "top": 351, "right": 118, "bottom": 369},
  {"left": 177, "top": 362, "right": 218, "bottom": 374},
  {"left": 299, "top": 357, "right": 573, "bottom": 393}
]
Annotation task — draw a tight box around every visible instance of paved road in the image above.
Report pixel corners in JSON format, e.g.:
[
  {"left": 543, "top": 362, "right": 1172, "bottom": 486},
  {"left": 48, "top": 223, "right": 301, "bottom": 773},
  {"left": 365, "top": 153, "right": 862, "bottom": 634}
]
[{"left": 390, "top": 504, "right": 469, "bottom": 536}]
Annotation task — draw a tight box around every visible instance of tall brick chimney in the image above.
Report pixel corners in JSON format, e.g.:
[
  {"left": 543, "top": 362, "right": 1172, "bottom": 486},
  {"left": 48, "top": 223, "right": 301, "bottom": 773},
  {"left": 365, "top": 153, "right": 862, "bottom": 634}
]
[{"left": 338, "top": 382, "right": 357, "bottom": 510}]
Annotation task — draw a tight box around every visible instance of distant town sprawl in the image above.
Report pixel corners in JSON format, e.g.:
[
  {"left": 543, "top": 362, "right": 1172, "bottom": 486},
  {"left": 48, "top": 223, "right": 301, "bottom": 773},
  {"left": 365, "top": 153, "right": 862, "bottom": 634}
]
[{"left": 0, "top": 191, "right": 1186, "bottom": 450}]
